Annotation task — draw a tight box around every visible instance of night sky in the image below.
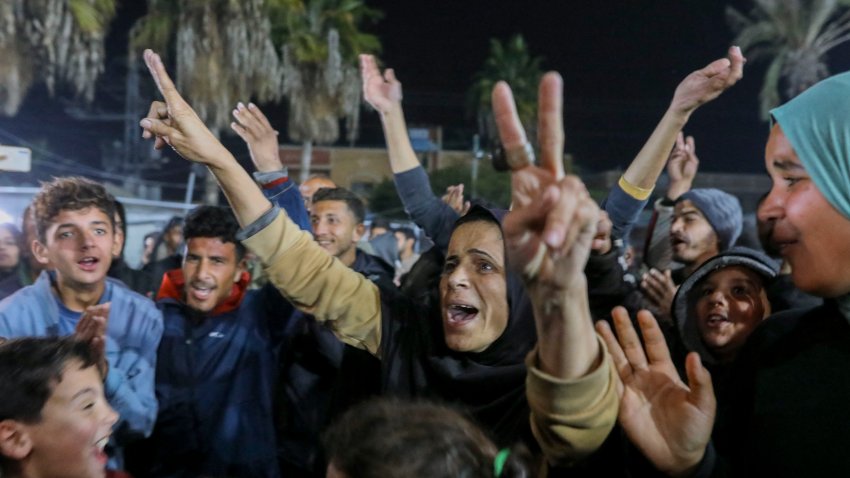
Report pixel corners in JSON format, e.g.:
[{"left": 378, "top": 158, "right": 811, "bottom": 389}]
[{"left": 3, "top": 0, "right": 850, "bottom": 194}]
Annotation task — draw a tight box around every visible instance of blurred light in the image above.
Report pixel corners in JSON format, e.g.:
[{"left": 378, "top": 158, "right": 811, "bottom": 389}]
[{"left": 0, "top": 209, "right": 13, "bottom": 224}]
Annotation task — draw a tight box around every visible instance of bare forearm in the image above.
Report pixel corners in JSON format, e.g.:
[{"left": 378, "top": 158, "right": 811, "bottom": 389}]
[
  {"left": 206, "top": 153, "right": 273, "bottom": 228},
  {"left": 380, "top": 106, "right": 420, "bottom": 173},
  {"left": 532, "top": 280, "right": 600, "bottom": 379},
  {"left": 622, "top": 108, "right": 690, "bottom": 190}
]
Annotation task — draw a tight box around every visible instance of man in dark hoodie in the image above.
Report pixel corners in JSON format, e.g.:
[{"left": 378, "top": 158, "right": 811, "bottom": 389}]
[{"left": 146, "top": 205, "right": 295, "bottom": 478}]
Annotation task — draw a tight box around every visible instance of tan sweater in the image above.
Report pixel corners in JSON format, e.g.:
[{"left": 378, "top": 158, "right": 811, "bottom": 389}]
[{"left": 243, "top": 209, "right": 618, "bottom": 465}]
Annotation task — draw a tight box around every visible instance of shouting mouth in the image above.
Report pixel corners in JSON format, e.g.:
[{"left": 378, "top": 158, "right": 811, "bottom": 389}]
[
  {"left": 703, "top": 314, "right": 729, "bottom": 327},
  {"left": 93, "top": 436, "right": 110, "bottom": 466},
  {"left": 446, "top": 303, "right": 479, "bottom": 327},
  {"left": 670, "top": 236, "right": 688, "bottom": 249},
  {"left": 78, "top": 257, "right": 100, "bottom": 272},
  {"left": 189, "top": 283, "right": 216, "bottom": 301}
]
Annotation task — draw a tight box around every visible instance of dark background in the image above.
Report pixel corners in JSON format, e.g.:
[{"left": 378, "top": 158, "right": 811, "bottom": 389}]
[{"left": 3, "top": 0, "right": 849, "bottom": 196}]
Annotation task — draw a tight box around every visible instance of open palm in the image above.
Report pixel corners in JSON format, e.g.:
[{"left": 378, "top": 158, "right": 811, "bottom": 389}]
[
  {"left": 360, "top": 54, "right": 403, "bottom": 114},
  {"left": 598, "top": 307, "right": 715, "bottom": 476}
]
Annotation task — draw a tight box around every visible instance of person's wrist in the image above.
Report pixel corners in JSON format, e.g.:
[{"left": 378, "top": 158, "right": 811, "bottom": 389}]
[
  {"left": 667, "top": 181, "right": 692, "bottom": 201},
  {"left": 253, "top": 155, "right": 283, "bottom": 173},
  {"left": 205, "top": 149, "right": 239, "bottom": 170},
  {"left": 666, "top": 101, "right": 695, "bottom": 124},
  {"left": 667, "top": 448, "right": 707, "bottom": 478},
  {"left": 379, "top": 102, "right": 404, "bottom": 120},
  {"left": 528, "top": 275, "right": 588, "bottom": 309}
]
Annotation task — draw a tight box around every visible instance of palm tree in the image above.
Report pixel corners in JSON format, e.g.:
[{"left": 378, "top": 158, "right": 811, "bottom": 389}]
[
  {"left": 273, "top": 0, "right": 381, "bottom": 182},
  {"left": 468, "top": 34, "right": 543, "bottom": 150},
  {"left": 0, "top": 0, "right": 117, "bottom": 116},
  {"left": 131, "top": 0, "right": 284, "bottom": 133},
  {"left": 727, "top": 0, "right": 850, "bottom": 120},
  {"left": 132, "top": 0, "right": 286, "bottom": 204}
]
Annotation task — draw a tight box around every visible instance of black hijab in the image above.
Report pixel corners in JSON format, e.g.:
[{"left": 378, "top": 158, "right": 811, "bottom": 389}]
[{"left": 380, "top": 206, "right": 538, "bottom": 447}]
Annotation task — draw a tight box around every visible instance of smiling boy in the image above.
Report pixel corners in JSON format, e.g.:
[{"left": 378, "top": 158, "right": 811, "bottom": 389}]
[
  {"left": 0, "top": 336, "right": 119, "bottom": 478},
  {"left": 0, "top": 177, "right": 163, "bottom": 469}
]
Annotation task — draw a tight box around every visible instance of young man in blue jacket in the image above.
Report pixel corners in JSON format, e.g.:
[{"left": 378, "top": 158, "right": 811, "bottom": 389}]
[
  {"left": 0, "top": 177, "right": 163, "bottom": 470},
  {"left": 148, "top": 205, "right": 296, "bottom": 478}
]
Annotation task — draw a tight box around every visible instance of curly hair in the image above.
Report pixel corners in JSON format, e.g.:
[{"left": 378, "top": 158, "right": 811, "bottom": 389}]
[
  {"left": 31, "top": 177, "right": 116, "bottom": 243},
  {"left": 183, "top": 205, "right": 246, "bottom": 260}
]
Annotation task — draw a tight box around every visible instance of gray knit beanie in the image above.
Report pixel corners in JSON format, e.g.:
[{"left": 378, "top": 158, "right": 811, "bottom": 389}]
[{"left": 677, "top": 188, "right": 743, "bottom": 251}]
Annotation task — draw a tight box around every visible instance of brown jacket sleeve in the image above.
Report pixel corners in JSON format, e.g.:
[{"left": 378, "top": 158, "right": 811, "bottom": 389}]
[
  {"left": 242, "top": 210, "right": 383, "bottom": 356},
  {"left": 525, "top": 334, "right": 619, "bottom": 465}
]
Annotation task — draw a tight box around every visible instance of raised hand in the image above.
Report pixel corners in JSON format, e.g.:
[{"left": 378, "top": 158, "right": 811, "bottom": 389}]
[
  {"left": 360, "top": 54, "right": 403, "bottom": 115},
  {"left": 139, "top": 49, "right": 232, "bottom": 166},
  {"left": 670, "top": 46, "right": 745, "bottom": 117},
  {"left": 231, "top": 102, "right": 283, "bottom": 173},
  {"left": 75, "top": 302, "right": 111, "bottom": 378},
  {"left": 641, "top": 268, "right": 678, "bottom": 323},
  {"left": 441, "top": 184, "right": 471, "bottom": 216},
  {"left": 597, "top": 307, "right": 715, "bottom": 476},
  {"left": 499, "top": 73, "right": 600, "bottom": 379},
  {"left": 666, "top": 132, "right": 699, "bottom": 200}
]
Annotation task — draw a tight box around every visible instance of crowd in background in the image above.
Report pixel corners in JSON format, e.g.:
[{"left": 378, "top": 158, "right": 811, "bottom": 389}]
[{"left": 2, "top": 42, "right": 850, "bottom": 478}]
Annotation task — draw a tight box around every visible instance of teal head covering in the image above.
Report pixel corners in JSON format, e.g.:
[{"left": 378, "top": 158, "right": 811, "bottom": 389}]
[{"left": 771, "top": 71, "right": 850, "bottom": 220}]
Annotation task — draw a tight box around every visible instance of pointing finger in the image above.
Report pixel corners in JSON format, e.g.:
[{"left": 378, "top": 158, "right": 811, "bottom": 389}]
[{"left": 144, "top": 49, "right": 184, "bottom": 107}]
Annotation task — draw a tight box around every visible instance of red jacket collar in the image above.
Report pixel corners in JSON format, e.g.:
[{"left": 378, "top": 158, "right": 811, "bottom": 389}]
[{"left": 157, "top": 268, "right": 251, "bottom": 316}]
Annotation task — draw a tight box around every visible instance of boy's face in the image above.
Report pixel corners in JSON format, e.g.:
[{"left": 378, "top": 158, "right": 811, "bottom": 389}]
[
  {"left": 694, "top": 266, "right": 770, "bottom": 360},
  {"left": 33, "top": 208, "right": 119, "bottom": 289},
  {"left": 20, "top": 361, "right": 118, "bottom": 478}
]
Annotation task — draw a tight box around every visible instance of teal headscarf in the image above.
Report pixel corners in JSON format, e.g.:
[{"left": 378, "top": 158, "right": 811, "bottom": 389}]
[{"left": 771, "top": 71, "right": 850, "bottom": 220}]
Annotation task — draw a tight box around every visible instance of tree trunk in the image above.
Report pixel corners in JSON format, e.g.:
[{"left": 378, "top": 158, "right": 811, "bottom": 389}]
[{"left": 299, "top": 139, "right": 313, "bottom": 183}]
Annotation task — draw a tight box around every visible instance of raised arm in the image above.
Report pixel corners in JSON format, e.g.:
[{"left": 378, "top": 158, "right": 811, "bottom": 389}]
[
  {"left": 642, "top": 133, "right": 700, "bottom": 271},
  {"left": 361, "top": 54, "right": 459, "bottom": 250},
  {"left": 139, "top": 49, "right": 382, "bottom": 355},
  {"left": 231, "top": 102, "right": 311, "bottom": 231},
  {"left": 605, "top": 46, "right": 744, "bottom": 239},
  {"left": 361, "top": 54, "right": 418, "bottom": 173},
  {"left": 139, "top": 50, "right": 270, "bottom": 228},
  {"left": 497, "top": 73, "right": 617, "bottom": 464}
]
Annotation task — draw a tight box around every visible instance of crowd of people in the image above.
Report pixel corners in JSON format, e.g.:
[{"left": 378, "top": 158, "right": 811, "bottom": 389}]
[{"left": 1, "top": 41, "right": 850, "bottom": 478}]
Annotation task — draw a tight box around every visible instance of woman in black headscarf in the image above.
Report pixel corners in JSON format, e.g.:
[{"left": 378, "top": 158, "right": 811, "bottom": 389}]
[
  {"left": 138, "top": 47, "right": 617, "bottom": 468},
  {"left": 380, "top": 205, "right": 537, "bottom": 445}
]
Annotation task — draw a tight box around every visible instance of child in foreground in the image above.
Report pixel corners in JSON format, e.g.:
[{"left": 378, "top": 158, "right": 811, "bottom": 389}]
[{"left": 0, "top": 337, "right": 118, "bottom": 478}]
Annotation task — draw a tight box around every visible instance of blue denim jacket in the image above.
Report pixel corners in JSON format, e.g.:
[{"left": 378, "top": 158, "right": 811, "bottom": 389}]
[{"left": 0, "top": 271, "right": 163, "bottom": 467}]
